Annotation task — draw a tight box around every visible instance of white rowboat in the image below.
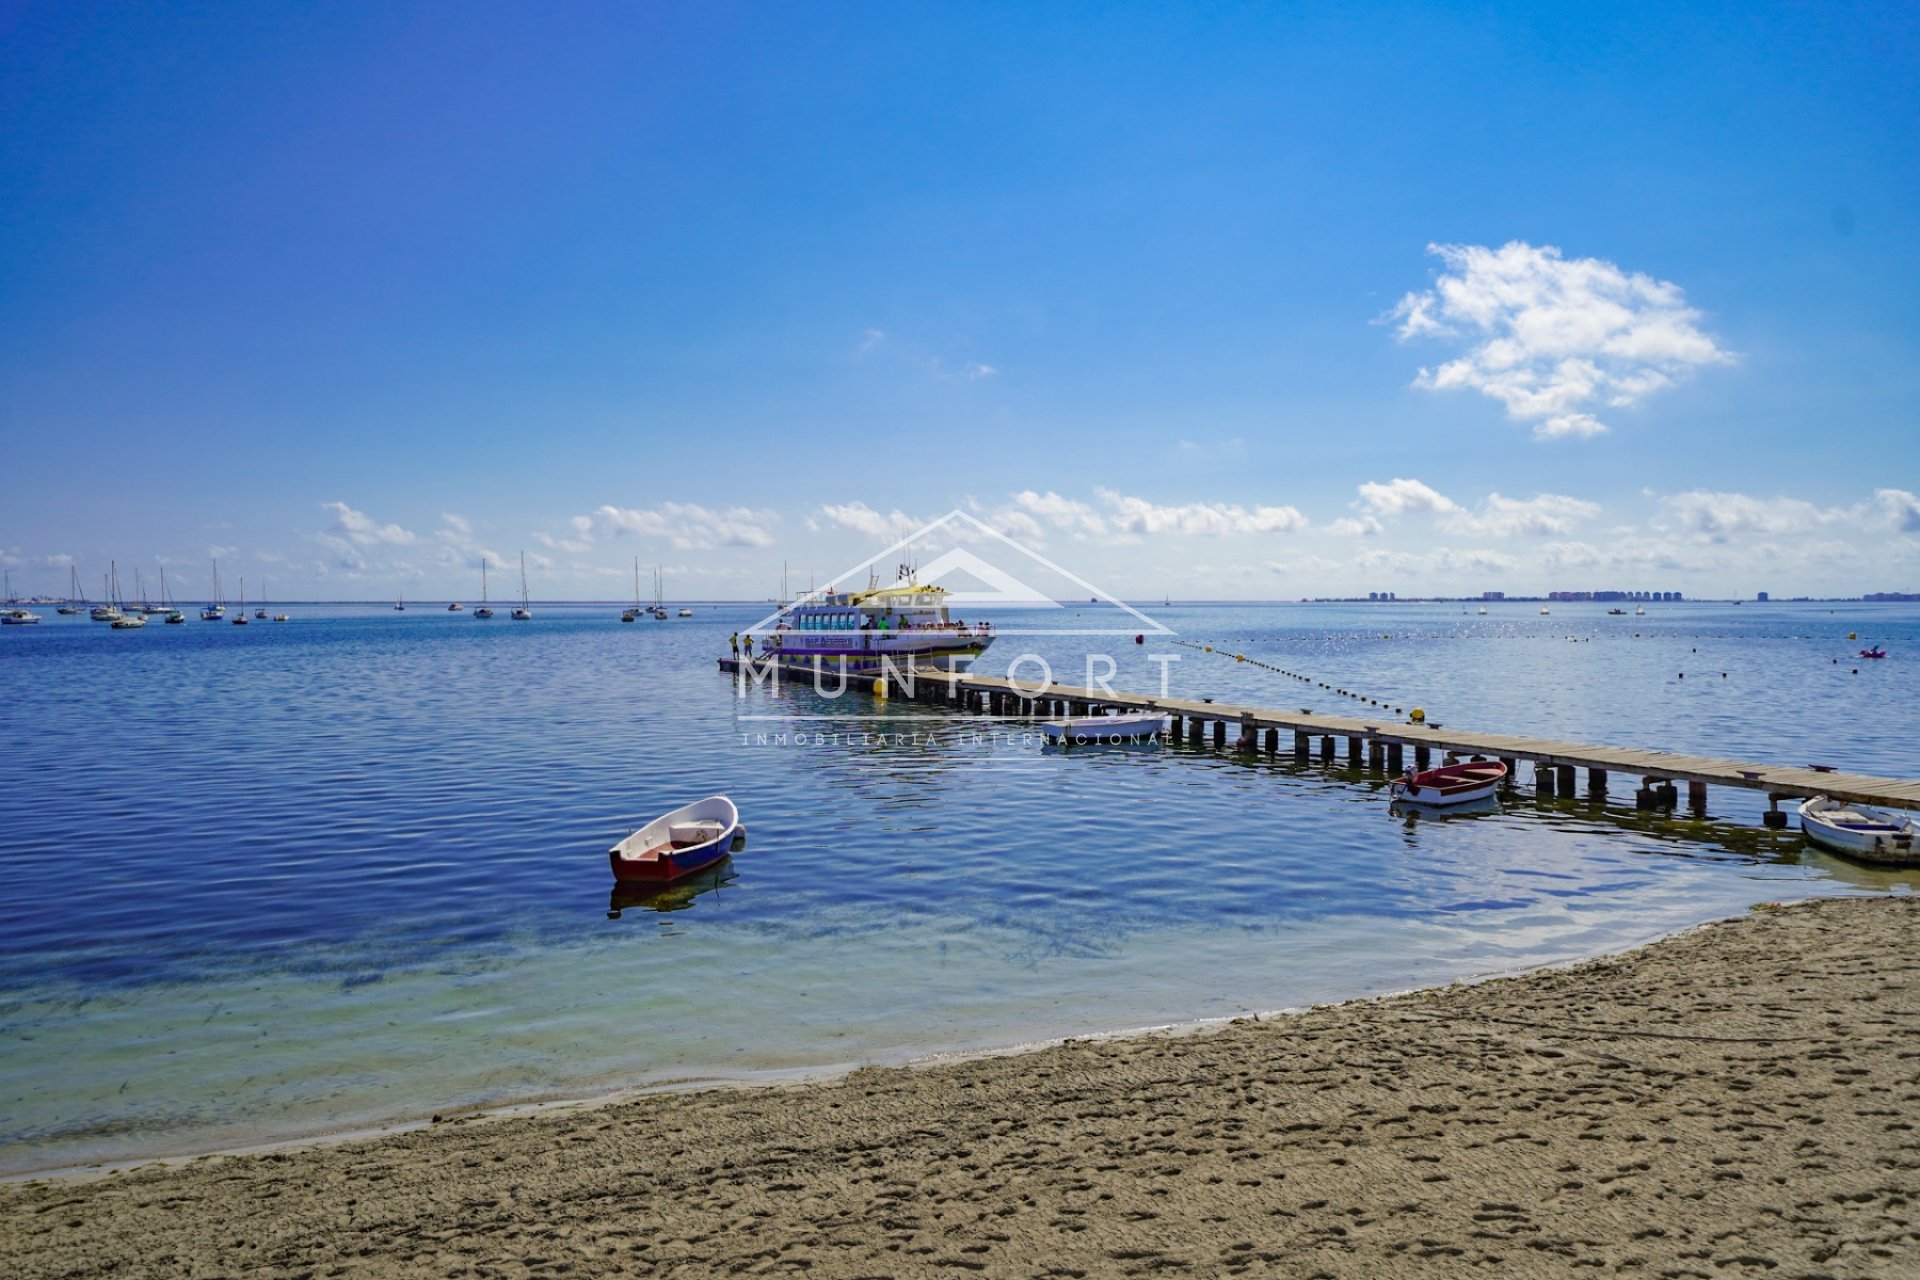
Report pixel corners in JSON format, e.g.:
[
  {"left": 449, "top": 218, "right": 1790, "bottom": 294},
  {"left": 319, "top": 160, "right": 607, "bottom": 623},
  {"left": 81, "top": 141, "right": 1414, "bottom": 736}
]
[
  {"left": 1040, "top": 712, "right": 1168, "bottom": 745},
  {"left": 1799, "top": 796, "right": 1918, "bottom": 864}
]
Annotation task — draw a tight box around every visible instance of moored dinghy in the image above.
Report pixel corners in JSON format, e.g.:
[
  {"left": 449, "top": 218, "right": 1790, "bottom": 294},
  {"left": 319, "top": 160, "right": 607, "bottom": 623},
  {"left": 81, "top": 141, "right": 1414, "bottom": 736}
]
[
  {"left": 1799, "top": 796, "right": 1917, "bottom": 863},
  {"left": 609, "top": 794, "right": 746, "bottom": 883},
  {"left": 1390, "top": 757, "right": 1509, "bottom": 807},
  {"left": 1040, "top": 711, "right": 1168, "bottom": 745}
]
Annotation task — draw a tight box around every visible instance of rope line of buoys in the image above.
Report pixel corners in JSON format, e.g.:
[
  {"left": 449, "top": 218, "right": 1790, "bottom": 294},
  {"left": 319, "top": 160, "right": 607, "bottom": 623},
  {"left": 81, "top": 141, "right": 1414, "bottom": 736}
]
[{"left": 1172, "top": 639, "right": 1419, "bottom": 719}]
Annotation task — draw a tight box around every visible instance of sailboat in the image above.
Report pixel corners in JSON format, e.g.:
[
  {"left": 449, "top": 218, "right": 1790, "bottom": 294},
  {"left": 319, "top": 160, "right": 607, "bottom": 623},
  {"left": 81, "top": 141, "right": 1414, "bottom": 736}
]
[
  {"left": 395, "top": 591, "right": 405, "bottom": 612},
  {"left": 109, "top": 563, "right": 145, "bottom": 628},
  {"left": 91, "top": 569, "right": 121, "bottom": 622},
  {"left": 1, "top": 570, "right": 40, "bottom": 624},
  {"left": 1477, "top": 604, "right": 1487, "bottom": 615},
  {"left": 1635, "top": 603, "right": 1646, "bottom": 616},
  {"left": 511, "top": 552, "right": 533, "bottom": 620},
  {"left": 201, "top": 559, "right": 225, "bottom": 620},
  {"left": 474, "top": 559, "right": 494, "bottom": 618},
  {"left": 650, "top": 566, "right": 668, "bottom": 620},
  {"left": 58, "top": 565, "right": 82, "bottom": 614},
  {"left": 161, "top": 566, "right": 184, "bottom": 622},
  {"left": 255, "top": 579, "right": 269, "bottom": 620},
  {"left": 622, "top": 558, "right": 640, "bottom": 622},
  {"left": 232, "top": 577, "right": 249, "bottom": 624}
]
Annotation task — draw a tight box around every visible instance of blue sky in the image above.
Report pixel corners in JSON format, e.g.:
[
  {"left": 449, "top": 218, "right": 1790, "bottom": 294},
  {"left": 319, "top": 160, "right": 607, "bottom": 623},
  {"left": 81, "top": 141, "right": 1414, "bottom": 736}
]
[{"left": 3, "top": 1, "right": 1916, "bottom": 600}]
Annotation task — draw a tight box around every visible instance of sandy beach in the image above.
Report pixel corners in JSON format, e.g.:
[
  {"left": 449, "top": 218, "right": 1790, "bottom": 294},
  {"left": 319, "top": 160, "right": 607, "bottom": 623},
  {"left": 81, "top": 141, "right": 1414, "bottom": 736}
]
[{"left": 4, "top": 894, "right": 1915, "bottom": 1278}]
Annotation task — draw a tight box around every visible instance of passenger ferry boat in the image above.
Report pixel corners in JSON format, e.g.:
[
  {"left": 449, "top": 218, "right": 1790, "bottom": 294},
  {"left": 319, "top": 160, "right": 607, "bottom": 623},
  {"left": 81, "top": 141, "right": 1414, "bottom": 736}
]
[{"left": 749, "top": 571, "right": 993, "bottom": 675}]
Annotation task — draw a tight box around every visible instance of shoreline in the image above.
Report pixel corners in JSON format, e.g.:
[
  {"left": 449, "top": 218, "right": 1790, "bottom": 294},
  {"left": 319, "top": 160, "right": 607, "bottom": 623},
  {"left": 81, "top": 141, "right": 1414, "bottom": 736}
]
[
  {"left": 6, "top": 894, "right": 1916, "bottom": 1276},
  {"left": 1, "top": 908, "right": 1766, "bottom": 1186}
]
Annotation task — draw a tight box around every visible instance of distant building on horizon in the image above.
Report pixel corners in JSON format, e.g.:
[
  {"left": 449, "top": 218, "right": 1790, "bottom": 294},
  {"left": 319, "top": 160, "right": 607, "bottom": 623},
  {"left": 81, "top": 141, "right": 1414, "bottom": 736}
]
[
  {"left": 1757, "top": 591, "right": 1769, "bottom": 601},
  {"left": 1550, "top": 588, "right": 1684, "bottom": 602}
]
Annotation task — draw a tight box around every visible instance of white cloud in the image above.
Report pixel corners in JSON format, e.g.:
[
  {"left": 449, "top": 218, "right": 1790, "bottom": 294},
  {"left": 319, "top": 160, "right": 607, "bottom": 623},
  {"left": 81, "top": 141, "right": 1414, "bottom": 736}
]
[
  {"left": 810, "top": 501, "right": 923, "bottom": 541},
  {"left": 1444, "top": 492, "right": 1602, "bottom": 538},
  {"left": 1094, "top": 487, "right": 1309, "bottom": 536},
  {"left": 1660, "top": 490, "right": 1839, "bottom": 541},
  {"left": 441, "top": 512, "right": 472, "bottom": 537},
  {"left": 1326, "top": 516, "right": 1383, "bottom": 538},
  {"left": 322, "top": 501, "right": 415, "bottom": 546},
  {"left": 1343, "top": 478, "right": 1598, "bottom": 538},
  {"left": 1357, "top": 477, "right": 1460, "bottom": 518},
  {"left": 991, "top": 511, "right": 1047, "bottom": 541},
  {"left": 1872, "top": 488, "right": 1920, "bottom": 534},
  {"left": 963, "top": 362, "right": 998, "bottom": 380},
  {"left": 1014, "top": 490, "right": 1109, "bottom": 537},
  {"left": 1389, "top": 241, "right": 1732, "bottom": 438},
  {"left": 536, "top": 514, "right": 598, "bottom": 554},
  {"left": 858, "top": 328, "right": 886, "bottom": 355},
  {"left": 597, "top": 503, "right": 777, "bottom": 550},
  {"left": 1355, "top": 546, "right": 1520, "bottom": 577}
]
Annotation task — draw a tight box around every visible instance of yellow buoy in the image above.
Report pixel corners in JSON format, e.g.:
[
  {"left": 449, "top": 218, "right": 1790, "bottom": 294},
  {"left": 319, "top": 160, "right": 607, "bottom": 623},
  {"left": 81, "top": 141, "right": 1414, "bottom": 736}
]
[
  {"left": 1409, "top": 708, "right": 1426, "bottom": 723},
  {"left": 872, "top": 678, "right": 887, "bottom": 697},
  {"left": 1204, "top": 646, "right": 1213, "bottom": 653},
  {"left": 1235, "top": 654, "right": 1245, "bottom": 662},
  {"left": 1848, "top": 632, "right": 1857, "bottom": 640}
]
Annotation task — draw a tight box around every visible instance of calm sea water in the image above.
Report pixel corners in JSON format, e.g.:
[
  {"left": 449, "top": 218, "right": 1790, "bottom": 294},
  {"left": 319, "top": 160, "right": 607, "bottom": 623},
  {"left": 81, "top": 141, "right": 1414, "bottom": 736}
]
[{"left": 2, "top": 601, "right": 1916, "bottom": 1175}]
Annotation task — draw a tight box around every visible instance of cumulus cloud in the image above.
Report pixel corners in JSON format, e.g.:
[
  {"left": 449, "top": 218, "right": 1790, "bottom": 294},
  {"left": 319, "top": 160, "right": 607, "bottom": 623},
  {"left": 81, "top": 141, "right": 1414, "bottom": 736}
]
[
  {"left": 1094, "top": 488, "right": 1308, "bottom": 537},
  {"left": 597, "top": 503, "right": 777, "bottom": 550},
  {"left": 1873, "top": 488, "right": 1920, "bottom": 533},
  {"left": 1660, "top": 490, "right": 1840, "bottom": 541},
  {"left": 1445, "top": 492, "right": 1602, "bottom": 538},
  {"left": 1355, "top": 546, "right": 1519, "bottom": 576},
  {"left": 1342, "top": 478, "right": 1599, "bottom": 538},
  {"left": 1357, "top": 477, "right": 1460, "bottom": 518},
  {"left": 1389, "top": 241, "right": 1732, "bottom": 438},
  {"left": 322, "top": 501, "right": 415, "bottom": 546},
  {"left": 1014, "top": 491, "right": 1109, "bottom": 537},
  {"left": 534, "top": 516, "right": 597, "bottom": 556},
  {"left": 1326, "top": 516, "right": 1382, "bottom": 538},
  {"left": 810, "top": 502, "right": 924, "bottom": 541}
]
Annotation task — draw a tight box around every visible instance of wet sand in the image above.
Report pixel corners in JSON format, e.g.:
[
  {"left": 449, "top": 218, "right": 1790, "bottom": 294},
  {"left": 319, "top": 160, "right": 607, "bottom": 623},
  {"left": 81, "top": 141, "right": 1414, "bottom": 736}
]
[{"left": 4, "top": 895, "right": 1916, "bottom": 1278}]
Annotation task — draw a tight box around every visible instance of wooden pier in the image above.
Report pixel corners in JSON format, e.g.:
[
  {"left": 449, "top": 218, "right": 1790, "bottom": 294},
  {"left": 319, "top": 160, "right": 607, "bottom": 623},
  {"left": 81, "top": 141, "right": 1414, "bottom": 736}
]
[{"left": 723, "top": 656, "right": 1920, "bottom": 825}]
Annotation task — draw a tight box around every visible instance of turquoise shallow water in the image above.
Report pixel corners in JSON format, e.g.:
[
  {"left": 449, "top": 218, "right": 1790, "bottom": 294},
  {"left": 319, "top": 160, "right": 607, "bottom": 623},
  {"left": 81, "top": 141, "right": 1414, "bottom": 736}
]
[{"left": 2, "top": 601, "right": 1916, "bottom": 1175}]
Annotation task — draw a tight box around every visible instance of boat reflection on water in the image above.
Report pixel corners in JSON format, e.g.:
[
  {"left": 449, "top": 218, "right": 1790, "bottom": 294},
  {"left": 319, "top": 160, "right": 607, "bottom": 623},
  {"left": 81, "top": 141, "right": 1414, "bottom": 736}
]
[
  {"left": 1390, "top": 794, "right": 1501, "bottom": 824},
  {"left": 608, "top": 858, "right": 739, "bottom": 918}
]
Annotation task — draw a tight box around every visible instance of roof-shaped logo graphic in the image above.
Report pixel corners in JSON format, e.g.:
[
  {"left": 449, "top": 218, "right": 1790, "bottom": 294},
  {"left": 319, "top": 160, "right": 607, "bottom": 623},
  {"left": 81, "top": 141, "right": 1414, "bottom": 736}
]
[{"left": 746, "top": 510, "right": 1173, "bottom": 636}]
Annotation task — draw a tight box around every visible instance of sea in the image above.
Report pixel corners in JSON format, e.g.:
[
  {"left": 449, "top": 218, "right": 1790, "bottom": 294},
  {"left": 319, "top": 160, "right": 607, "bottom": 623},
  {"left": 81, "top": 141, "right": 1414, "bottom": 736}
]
[{"left": 2, "top": 600, "right": 1916, "bottom": 1176}]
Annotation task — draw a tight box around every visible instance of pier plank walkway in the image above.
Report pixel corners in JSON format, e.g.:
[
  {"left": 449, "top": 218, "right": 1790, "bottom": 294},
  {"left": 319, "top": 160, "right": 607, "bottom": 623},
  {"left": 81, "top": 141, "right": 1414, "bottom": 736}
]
[
  {"left": 945, "top": 671, "right": 1920, "bottom": 810},
  {"left": 722, "top": 656, "right": 1920, "bottom": 813}
]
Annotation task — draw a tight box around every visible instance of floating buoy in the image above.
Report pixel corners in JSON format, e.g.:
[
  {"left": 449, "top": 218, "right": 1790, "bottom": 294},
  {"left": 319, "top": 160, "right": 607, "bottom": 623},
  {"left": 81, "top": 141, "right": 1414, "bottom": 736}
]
[
  {"left": 1134, "top": 634, "right": 1144, "bottom": 645},
  {"left": 872, "top": 678, "right": 887, "bottom": 697},
  {"left": 1205, "top": 646, "right": 1213, "bottom": 653},
  {"left": 1410, "top": 708, "right": 1426, "bottom": 723},
  {"left": 1848, "top": 632, "right": 1856, "bottom": 640}
]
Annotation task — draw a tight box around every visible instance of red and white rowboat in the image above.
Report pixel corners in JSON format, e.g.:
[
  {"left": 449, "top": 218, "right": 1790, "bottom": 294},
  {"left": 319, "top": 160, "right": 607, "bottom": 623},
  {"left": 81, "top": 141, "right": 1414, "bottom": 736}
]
[
  {"left": 1389, "top": 758, "right": 1508, "bottom": 807},
  {"left": 609, "top": 795, "right": 746, "bottom": 884}
]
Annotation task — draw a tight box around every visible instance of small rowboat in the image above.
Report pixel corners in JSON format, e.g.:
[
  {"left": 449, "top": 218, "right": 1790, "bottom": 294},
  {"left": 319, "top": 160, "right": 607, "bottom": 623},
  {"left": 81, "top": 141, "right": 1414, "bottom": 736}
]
[
  {"left": 1799, "top": 796, "right": 1917, "bottom": 863},
  {"left": 1390, "top": 758, "right": 1508, "bottom": 807},
  {"left": 1860, "top": 646, "right": 1886, "bottom": 659},
  {"left": 1040, "top": 711, "right": 1168, "bottom": 745},
  {"left": 609, "top": 794, "right": 746, "bottom": 883}
]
